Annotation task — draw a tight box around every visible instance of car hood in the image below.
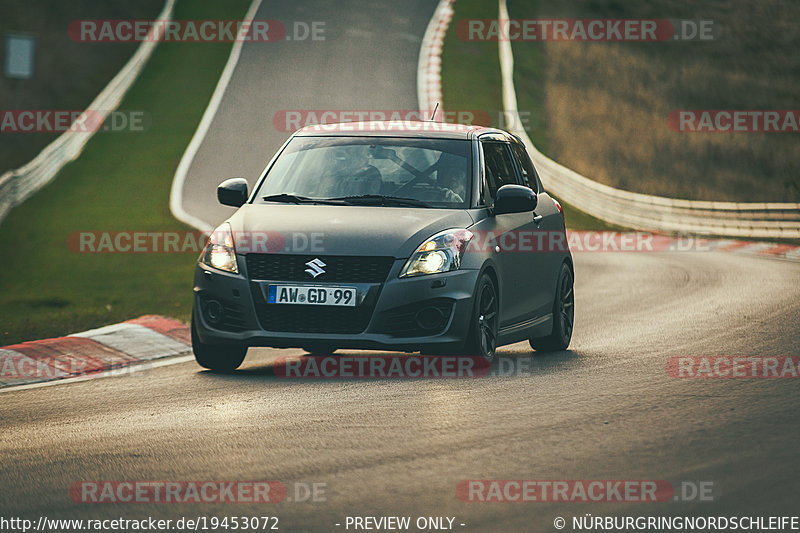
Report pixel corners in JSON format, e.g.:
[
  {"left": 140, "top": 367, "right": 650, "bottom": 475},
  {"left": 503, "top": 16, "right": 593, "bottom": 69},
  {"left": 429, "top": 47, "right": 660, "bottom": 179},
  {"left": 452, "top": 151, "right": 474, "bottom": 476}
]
[{"left": 229, "top": 204, "right": 475, "bottom": 258}]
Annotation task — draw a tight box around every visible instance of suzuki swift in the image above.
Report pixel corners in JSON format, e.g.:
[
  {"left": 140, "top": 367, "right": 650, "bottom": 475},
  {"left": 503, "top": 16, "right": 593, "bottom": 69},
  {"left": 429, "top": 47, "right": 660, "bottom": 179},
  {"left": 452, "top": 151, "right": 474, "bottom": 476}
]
[{"left": 192, "top": 121, "right": 574, "bottom": 371}]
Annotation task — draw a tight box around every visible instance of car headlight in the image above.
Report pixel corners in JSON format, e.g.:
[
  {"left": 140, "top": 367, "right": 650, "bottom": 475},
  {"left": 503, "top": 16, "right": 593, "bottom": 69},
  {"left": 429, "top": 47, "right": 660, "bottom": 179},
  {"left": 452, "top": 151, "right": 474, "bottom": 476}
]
[
  {"left": 400, "top": 229, "right": 474, "bottom": 278},
  {"left": 199, "top": 223, "right": 238, "bottom": 274}
]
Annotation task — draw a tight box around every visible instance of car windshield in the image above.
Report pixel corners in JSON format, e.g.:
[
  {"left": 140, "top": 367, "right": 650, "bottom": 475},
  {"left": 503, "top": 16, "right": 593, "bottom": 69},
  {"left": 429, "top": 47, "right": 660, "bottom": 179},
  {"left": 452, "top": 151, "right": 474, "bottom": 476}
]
[{"left": 255, "top": 136, "right": 472, "bottom": 208}]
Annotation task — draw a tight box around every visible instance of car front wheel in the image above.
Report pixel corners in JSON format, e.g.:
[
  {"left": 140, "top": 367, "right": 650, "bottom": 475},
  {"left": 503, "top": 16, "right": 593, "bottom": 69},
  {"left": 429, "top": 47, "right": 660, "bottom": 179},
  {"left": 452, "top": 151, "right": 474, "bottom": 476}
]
[
  {"left": 191, "top": 312, "right": 247, "bottom": 371},
  {"left": 462, "top": 274, "right": 499, "bottom": 360},
  {"left": 530, "top": 263, "right": 574, "bottom": 352}
]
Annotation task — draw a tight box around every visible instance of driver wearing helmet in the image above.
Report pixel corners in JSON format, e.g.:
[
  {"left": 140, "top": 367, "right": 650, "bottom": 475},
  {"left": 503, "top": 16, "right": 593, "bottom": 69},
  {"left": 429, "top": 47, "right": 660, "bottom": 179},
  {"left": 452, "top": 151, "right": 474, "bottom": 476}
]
[
  {"left": 318, "top": 147, "right": 382, "bottom": 197},
  {"left": 435, "top": 152, "right": 467, "bottom": 203}
]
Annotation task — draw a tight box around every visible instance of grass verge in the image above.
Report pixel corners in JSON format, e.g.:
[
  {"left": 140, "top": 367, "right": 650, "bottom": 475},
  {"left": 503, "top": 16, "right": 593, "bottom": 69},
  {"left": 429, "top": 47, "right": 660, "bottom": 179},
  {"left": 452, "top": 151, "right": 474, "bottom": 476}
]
[
  {"left": 509, "top": 0, "right": 799, "bottom": 203},
  {"left": 0, "top": 0, "right": 251, "bottom": 346}
]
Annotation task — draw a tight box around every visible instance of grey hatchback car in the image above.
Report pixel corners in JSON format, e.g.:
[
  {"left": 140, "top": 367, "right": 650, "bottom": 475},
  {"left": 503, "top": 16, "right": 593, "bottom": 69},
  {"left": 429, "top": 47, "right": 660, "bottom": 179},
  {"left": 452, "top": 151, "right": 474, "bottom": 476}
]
[{"left": 191, "top": 121, "right": 574, "bottom": 371}]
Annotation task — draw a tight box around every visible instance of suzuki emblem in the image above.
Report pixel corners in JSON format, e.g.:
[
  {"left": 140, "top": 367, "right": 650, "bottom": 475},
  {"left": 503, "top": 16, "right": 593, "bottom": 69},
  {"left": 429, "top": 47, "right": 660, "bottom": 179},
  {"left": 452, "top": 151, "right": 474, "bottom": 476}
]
[{"left": 304, "top": 258, "right": 326, "bottom": 278}]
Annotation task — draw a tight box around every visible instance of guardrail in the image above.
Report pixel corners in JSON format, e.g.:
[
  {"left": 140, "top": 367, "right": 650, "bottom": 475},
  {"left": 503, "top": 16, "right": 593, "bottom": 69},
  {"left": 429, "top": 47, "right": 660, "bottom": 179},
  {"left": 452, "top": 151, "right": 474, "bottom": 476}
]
[
  {"left": 0, "top": 0, "right": 175, "bottom": 226},
  {"left": 417, "top": 0, "right": 800, "bottom": 240}
]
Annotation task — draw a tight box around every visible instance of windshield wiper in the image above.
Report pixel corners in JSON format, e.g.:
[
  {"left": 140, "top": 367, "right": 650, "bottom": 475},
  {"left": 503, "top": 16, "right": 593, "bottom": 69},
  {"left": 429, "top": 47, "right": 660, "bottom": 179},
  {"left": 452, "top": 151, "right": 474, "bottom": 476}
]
[
  {"left": 326, "top": 195, "right": 431, "bottom": 208},
  {"left": 262, "top": 194, "right": 346, "bottom": 205}
]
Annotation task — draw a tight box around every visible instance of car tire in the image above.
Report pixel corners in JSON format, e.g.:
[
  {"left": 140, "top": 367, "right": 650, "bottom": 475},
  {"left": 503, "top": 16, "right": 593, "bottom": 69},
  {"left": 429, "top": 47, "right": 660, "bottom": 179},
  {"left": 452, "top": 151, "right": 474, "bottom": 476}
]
[
  {"left": 529, "top": 263, "right": 574, "bottom": 352},
  {"left": 191, "top": 312, "right": 247, "bottom": 372},
  {"left": 462, "top": 274, "right": 499, "bottom": 361},
  {"left": 303, "top": 345, "right": 337, "bottom": 356}
]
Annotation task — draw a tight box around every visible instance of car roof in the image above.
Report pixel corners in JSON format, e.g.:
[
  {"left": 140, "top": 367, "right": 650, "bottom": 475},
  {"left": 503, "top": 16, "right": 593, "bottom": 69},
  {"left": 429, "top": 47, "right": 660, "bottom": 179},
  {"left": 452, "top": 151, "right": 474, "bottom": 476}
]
[{"left": 292, "top": 120, "right": 513, "bottom": 141}]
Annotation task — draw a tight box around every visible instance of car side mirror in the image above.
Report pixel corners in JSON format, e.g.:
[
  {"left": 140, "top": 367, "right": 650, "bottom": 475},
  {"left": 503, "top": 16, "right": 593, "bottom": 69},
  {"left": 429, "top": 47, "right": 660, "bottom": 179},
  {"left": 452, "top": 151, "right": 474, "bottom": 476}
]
[
  {"left": 493, "top": 184, "right": 537, "bottom": 215},
  {"left": 217, "top": 178, "right": 248, "bottom": 207}
]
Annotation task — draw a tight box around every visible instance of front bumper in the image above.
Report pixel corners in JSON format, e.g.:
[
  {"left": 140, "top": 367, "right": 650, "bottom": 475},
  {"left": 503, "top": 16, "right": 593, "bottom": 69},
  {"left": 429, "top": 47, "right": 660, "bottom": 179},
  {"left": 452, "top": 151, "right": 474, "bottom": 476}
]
[{"left": 192, "top": 257, "right": 480, "bottom": 352}]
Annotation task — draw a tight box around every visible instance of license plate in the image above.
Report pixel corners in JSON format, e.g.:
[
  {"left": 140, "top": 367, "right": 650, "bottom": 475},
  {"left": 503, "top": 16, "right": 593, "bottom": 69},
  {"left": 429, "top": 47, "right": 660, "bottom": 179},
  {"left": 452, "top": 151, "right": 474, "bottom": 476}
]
[{"left": 267, "top": 285, "right": 357, "bottom": 307}]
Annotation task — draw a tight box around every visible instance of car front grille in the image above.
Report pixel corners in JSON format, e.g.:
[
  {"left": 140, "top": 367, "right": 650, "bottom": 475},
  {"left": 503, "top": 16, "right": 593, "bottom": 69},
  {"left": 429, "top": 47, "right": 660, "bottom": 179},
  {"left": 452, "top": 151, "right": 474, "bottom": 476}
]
[
  {"left": 254, "top": 303, "right": 374, "bottom": 334},
  {"left": 245, "top": 254, "right": 394, "bottom": 283}
]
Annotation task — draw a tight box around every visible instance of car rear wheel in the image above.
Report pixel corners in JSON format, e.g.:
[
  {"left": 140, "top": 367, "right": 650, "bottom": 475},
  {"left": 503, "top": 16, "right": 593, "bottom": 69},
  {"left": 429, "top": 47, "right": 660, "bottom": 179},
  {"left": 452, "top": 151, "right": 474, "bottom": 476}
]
[
  {"left": 462, "top": 274, "right": 499, "bottom": 360},
  {"left": 191, "top": 312, "right": 247, "bottom": 371},
  {"left": 530, "top": 263, "right": 574, "bottom": 352}
]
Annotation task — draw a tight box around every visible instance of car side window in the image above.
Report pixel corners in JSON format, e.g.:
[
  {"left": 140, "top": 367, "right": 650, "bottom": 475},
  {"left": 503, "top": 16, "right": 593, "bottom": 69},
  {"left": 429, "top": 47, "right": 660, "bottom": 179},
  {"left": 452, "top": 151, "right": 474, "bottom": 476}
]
[
  {"left": 511, "top": 143, "right": 539, "bottom": 192},
  {"left": 481, "top": 142, "right": 519, "bottom": 206}
]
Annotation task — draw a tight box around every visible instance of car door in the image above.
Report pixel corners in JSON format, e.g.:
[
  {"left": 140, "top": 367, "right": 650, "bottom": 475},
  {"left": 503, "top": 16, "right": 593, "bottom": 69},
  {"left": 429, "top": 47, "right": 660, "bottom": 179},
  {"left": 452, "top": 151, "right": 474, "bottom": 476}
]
[
  {"left": 509, "top": 139, "right": 564, "bottom": 316},
  {"left": 472, "top": 139, "right": 549, "bottom": 328}
]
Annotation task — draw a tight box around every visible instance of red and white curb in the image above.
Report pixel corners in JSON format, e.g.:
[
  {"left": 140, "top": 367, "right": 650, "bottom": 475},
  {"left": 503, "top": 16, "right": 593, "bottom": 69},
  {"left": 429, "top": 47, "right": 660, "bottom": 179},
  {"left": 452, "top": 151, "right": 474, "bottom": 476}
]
[
  {"left": 0, "top": 315, "right": 190, "bottom": 389},
  {"left": 695, "top": 238, "right": 800, "bottom": 262},
  {"left": 417, "top": 0, "right": 454, "bottom": 118}
]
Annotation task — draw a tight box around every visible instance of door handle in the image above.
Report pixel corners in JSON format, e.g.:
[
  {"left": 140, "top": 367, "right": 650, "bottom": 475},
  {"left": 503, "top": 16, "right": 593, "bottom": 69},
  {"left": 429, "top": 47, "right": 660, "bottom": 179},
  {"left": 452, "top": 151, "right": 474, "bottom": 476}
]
[{"left": 533, "top": 213, "right": 543, "bottom": 224}]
